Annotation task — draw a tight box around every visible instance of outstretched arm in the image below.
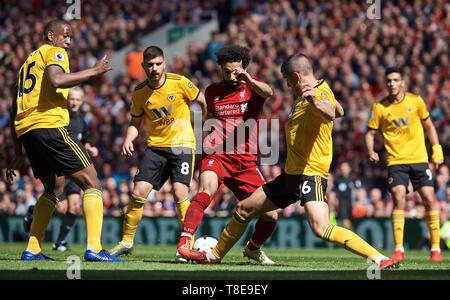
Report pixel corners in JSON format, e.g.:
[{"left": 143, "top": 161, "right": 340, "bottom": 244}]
[{"left": 47, "top": 55, "right": 112, "bottom": 89}]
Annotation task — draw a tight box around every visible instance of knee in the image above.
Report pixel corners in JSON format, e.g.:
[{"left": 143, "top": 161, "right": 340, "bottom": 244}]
[
  {"left": 173, "top": 186, "right": 189, "bottom": 203},
  {"left": 261, "top": 210, "right": 278, "bottom": 223},
  {"left": 392, "top": 192, "right": 406, "bottom": 209},
  {"left": 422, "top": 194, "right": 436, "bottom": 210},
  {"left": 73, "top": 166, "right": 102, "bottom": 191},
  {"left": 76, "top": 176, "right": 102, "bottom": 191},
  {"left": 235, "top": 202, "right": 255, "bottom": 221},
  {"left": 85, "top": 177, "right": 102, "bottom": 191},
  {"left": 311, "top": 221, "right": 329, "bottom": 239},
  {"left": 198, "top": 183, "right": 217, "bottom": 199}
]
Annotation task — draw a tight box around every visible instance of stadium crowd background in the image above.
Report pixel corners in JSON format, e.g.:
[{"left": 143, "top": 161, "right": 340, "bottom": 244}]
[{"left": 0, "top": 0, "right": 449, "bottom": 226}]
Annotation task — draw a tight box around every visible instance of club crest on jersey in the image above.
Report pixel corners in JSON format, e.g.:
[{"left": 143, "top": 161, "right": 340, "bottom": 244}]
[
  {"left": 168, "top": 94, "right": 176, "bottom": 102},
  {"left": 240, "top": 89, "right": 246, "bottom": 101},
  {"left": 54, "top": 52, "right": 65, "bottom": 61}
]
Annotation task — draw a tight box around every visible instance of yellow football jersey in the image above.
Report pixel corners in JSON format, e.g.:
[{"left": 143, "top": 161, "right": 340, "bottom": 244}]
[
  {"left": 131, "top": 73, "right": 200, "bottom": 149},
  {"left": 368, "top": 92, "right": 430, "bottom": 166},
  {"left": 14, "top": 44, "right": 70, "bottom": 137},
  {"left": 284, "top": 80, "right": 336, "bottom": 178}
]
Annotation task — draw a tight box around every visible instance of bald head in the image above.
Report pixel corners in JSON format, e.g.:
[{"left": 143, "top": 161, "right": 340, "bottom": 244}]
[{"left": 281, "top": 53, "right": 314, "bottom": 76}]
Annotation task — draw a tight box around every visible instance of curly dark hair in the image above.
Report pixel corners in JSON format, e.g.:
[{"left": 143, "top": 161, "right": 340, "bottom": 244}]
[{"left": 215, "top": 45, "right": 251, "bottom": 68}]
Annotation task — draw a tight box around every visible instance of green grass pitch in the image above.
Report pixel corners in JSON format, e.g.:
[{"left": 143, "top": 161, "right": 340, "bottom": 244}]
[{"left": 0, "top": 242, "right": 448, "bottom": 280}]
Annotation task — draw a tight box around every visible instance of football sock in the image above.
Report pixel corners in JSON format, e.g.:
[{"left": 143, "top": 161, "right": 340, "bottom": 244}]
[
  {"left": 56, "top": 212, "right": 76, "bottom": 245},
  {"left": 212, "top": 211, "right": 249, "bottom": 259},
  {"left": 176, "top": 198, "right": 195, "bottom": 248},
  {"left": 322, "top": 224, "right": 383, "bottom": 262},
  {"left": 121, "top": 194, "right": 146, "bottom": 245},
  {"left": 82, "top": 188, "right": 104, "bottom": 252},
  {"left": 247, "top": 217, "right": 277, "bottom": 251},
  {"left": 426, "top": 209, "right": 440, "bottom": 250},
  {"left": 26, "top": 193, "right": 58, "bottom": 254},
  {"left": 391, "top": 209, "right": 405, "bottom": 250},
  {"left": 179, "top": 192, "right": 211, "bottom": 248}
]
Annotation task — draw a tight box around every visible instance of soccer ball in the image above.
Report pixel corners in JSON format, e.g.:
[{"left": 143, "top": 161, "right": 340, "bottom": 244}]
[{"left": 193, "top": 236, "right": 218, "bottom": 252}]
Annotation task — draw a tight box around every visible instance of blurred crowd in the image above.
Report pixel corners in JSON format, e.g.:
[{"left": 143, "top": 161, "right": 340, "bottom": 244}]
[{"left": 0, "top": 0, "right": 449, "bottom": 224}]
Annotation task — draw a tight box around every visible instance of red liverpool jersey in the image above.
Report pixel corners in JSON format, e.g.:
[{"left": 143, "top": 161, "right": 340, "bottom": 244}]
[{"left": 203, "top": 77, "right": 266, "bottom": 162}]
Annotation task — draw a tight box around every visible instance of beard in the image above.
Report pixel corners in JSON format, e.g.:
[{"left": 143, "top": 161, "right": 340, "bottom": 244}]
[
  {"left": 150, "top": 72, "right": 161, "bottom": 80},
  {"left": 224, "top": 79, "right": 240, "bottom": 88}
]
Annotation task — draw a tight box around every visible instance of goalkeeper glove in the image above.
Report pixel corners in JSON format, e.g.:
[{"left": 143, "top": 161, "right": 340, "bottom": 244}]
[{"left": 432, "top": 144, "right": 444, "bottom": 164}]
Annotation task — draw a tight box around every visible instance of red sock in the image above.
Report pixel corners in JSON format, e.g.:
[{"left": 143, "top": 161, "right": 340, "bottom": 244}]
[
  {"left": 247, "top": 218, "right": 277, "bottom": 251},
  {"left": 178, "top": 192, "right": 211, "bottom": 248}
]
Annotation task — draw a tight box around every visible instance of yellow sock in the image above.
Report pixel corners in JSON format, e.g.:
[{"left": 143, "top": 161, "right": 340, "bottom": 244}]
[
  {"left": 83, "top": 188, "right": 104, "bottom": 252},
  {"left": 391, "top": 209, "right": 405, "bottom": 250},
  {"left": 322, "top": 224, "right": 382, "bottom": 261},
  {"left": 122, "top": 194, "right": 146, "bottom": 244},
  {"left": 176, "top": 198, "right": 195, "bottom": 248},
  {"left": 26, "top": 193, "right": 58, "bottom": 254},
  {"left": 426, "top": 209, "right": 440, "bottom": 250},
  {"left": 212, "top": 211, "right": 249, "bottom": 259}
]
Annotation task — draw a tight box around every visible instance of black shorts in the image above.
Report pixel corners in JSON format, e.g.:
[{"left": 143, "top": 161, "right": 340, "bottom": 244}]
[
  {"left": 262, "top": 172, "right": 328, "bottom": 208},
  {"left": 387, "top": 163, "right": 434, "bottom": 191},
  {"left": 134, "top": 147, "right": 194, "bottom": 190},
  {"left": 21, "top": 127, "right": 92, "bottom": 179}
]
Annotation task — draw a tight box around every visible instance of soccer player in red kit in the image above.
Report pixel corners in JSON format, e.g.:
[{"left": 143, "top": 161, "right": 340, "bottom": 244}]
[{"left": 177, "top": 45, "right": 277, "bottom": 264}]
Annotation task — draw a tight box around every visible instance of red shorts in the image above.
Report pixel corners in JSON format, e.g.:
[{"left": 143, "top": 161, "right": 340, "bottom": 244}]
[{"left": 200, "top": 155, "right": 266, "bottom": 200}]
